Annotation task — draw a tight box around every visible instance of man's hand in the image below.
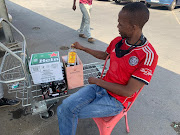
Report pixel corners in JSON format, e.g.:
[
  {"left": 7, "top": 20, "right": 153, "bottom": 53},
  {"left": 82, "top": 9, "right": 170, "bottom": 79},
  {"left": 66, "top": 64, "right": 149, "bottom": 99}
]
[
  {"left": 72, "top": 5, "right": 76, "bottom": 11},
  {"left": 72, "top": 42, "right": 84, "bottom": 50},
  {"left": 72, "top": 42, "right": 108, "bottom": 60},
  {"left": 88, "top": 77, "right": 100, "bottom": 85}
]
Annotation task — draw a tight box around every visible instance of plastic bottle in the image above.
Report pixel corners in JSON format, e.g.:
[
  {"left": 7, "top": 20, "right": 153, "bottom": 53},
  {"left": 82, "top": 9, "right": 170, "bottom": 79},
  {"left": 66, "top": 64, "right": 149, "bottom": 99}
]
[{"left": 67, "top": 45, "right": 77, "bottom": 66}]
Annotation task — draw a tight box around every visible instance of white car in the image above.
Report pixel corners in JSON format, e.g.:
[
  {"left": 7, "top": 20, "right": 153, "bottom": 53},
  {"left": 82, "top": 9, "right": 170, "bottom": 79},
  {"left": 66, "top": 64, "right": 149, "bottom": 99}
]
[{"left": 0, "top": 13, "right": 12, "bottom": 29}]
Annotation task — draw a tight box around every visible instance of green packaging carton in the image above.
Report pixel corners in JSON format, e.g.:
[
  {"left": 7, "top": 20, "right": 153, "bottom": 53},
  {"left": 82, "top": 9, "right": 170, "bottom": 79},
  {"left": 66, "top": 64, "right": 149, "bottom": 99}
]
[{"left": 29, "top": 51, "right": 63, "bottom": 84}]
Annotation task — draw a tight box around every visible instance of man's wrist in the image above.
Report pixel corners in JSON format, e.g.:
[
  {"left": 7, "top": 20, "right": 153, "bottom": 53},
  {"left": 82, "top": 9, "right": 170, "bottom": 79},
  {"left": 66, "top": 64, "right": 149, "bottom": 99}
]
[
  {"left": 96, "top": 78, "right": 101, "bottom": 86},
  {"left": 81, "top": 46, "right": 86, "bottom": 51}
]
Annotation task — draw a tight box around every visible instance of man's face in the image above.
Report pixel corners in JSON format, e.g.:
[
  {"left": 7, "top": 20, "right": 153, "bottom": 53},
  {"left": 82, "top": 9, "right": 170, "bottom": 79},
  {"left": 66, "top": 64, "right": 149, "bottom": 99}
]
[{"left": 117, "top": 11, "right": 133, "bottom": 39}]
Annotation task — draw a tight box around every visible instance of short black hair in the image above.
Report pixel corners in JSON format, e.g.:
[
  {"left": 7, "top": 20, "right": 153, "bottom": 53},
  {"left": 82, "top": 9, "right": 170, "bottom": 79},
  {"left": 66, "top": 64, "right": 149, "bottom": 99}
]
[{"left": 122, "top": 2, "right": 149, "bottom": 29}]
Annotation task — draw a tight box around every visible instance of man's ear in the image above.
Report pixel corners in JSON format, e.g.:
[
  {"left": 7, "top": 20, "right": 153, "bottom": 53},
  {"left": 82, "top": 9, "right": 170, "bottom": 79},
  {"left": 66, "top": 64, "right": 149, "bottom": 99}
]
[{"left": 132, "top": 24, "right": 140, "bottom": 31}]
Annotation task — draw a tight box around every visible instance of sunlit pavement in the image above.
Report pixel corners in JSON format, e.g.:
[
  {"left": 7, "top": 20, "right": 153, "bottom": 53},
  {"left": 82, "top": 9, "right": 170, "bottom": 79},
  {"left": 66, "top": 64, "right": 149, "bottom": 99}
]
[{"left": 0, "top": 0, "right": 180, "bottom": 135}]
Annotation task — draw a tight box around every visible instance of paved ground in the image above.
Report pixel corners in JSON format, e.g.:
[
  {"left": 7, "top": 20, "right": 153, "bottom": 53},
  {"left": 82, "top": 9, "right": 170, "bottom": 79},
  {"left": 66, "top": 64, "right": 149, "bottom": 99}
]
[{"left": 0, "top": 0, "right": 180, "bottom": 135}]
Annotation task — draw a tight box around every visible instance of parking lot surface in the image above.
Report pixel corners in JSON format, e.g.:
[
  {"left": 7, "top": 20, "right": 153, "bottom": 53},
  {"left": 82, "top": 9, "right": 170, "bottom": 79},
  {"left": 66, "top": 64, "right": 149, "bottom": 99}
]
[{"left": 0, "top": 0, "right": 180, "bottom": 135}]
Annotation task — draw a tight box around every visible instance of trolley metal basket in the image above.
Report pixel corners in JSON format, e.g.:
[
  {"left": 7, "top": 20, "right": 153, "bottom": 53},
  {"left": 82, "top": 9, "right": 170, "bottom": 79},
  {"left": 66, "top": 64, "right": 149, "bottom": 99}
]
[
  {"left": 0, "top": 18, "right": 108, "bottom": 118},
  {"left": 0, "top": 18, "right": 44, "bottom": 114}
]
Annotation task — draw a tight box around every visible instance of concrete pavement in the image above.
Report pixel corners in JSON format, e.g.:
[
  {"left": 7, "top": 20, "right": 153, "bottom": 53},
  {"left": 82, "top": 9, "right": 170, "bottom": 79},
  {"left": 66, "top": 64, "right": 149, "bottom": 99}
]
[{"left": 0, "top": 0, "right": 180, "bottom": 135}]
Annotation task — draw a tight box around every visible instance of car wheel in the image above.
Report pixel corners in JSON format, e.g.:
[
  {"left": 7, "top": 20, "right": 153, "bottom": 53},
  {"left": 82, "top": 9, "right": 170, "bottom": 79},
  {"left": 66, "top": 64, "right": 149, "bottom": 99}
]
[
  {"left": 168, "top": 0, "right": 176, "bottom": 11},
  {"left": 115, "top": 0, "right": 122, "bottom": 4},
  {"left": 146, "top": 3, "right": 151, "bottom": 8}
]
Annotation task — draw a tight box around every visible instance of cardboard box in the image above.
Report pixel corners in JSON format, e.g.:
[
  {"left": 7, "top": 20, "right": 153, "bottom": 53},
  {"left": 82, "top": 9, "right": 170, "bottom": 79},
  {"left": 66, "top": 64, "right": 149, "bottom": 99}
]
[
  {"left": 62, "top": 55, "right": 84, "bottom": 89},
  {"left": 29, "top": 51, "right": 63, "bottom": 84}
]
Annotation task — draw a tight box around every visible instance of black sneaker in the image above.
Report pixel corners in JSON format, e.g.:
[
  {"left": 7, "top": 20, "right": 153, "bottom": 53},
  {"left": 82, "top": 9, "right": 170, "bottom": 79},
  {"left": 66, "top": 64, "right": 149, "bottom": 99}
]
[{"left": 0, "top": 98, "right": 20, "bottom": 108}]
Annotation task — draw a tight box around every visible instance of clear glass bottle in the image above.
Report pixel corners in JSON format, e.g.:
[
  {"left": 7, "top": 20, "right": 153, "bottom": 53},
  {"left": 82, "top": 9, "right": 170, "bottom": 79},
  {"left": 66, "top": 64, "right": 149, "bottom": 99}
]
[{"left": 67, "top": 45, "right": 77, "bottom": 66}]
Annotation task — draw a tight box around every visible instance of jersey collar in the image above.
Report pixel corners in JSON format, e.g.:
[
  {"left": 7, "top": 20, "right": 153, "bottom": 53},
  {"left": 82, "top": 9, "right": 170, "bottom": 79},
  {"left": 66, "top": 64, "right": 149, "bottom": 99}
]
[{"left": 125, "top": 39, "right": 148, "bottom": 48}]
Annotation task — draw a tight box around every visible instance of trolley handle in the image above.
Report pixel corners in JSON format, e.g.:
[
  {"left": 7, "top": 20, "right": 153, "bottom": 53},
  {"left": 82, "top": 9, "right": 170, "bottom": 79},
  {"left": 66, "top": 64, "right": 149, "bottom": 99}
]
[
  {"left": 0, "top": 18, "right": 27, "bottom": 83},
  {"left": 0, "top": 42, "right": 26, "bottom": 83},
  {"left": 0, "top": 18, "right": 27, "bottom": 60}
]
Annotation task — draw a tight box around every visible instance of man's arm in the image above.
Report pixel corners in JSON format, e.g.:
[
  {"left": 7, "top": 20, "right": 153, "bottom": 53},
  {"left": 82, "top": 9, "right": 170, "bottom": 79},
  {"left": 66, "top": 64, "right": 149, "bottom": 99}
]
[
  {"left": 88, "top": 77, "right": 145, "bottom": 97},
  {"left": 72, "top": 0, "right": 76, "bottom": 11},
  {"left": 73, "top": 42, "right": 108, "bottom": 60}
]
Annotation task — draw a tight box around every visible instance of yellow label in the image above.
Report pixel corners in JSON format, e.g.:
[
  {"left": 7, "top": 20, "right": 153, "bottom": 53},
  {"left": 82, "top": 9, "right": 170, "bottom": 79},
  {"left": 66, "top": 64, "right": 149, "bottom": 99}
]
[{"left": 68, "top": 52, "right": 76, "bottom": 64}]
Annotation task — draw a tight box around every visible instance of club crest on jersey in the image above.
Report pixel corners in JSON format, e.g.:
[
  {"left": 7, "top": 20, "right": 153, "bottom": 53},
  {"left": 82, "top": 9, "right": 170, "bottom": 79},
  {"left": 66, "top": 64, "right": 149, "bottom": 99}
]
[
  {"left": 140, "top": 68, "right": 152, "bottom": 76},
  {"left": 129, "top": 56, "right": 139, "bottom": 66}
]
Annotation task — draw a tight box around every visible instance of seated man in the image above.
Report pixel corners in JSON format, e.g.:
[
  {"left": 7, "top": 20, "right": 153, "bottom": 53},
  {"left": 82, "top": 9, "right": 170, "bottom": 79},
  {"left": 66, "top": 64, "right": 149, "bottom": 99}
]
[{"left": 57, "top": 2, "right": 158, "bottom": 135}]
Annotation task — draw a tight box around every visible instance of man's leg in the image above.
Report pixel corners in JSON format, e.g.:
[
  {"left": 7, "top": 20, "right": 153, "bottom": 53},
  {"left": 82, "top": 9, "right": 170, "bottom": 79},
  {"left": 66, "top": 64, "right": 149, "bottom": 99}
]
[
  {"left": 57, "top": 84, "right": 97, "bottom": 135},
  {"left": 78, "top": 88, "right": 124, "bottom": 119},
  {"left": 79, "top": 4, "right": 85, "bottom": 35},
  {"left": 79, "top": 4, "right": 92, "bottom": 39},
  {"left": 57, "top": 85, "right": 124, "bottom": 135}
]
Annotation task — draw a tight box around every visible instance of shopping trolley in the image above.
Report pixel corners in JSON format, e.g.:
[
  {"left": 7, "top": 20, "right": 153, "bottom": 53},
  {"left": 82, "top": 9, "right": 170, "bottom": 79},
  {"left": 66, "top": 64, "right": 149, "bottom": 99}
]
[{"left": 0, "top": 18, "right": 108, "bottom": 118}]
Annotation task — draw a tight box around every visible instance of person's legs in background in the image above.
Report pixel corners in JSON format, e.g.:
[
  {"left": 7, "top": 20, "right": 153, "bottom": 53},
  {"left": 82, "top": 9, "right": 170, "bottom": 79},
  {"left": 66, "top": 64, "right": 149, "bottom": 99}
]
[
  {"left": 79, "top": 3, "right": 94, "bottom": 43},
  {"left": 57, "top": 84, "right": 124, "bottom": 135}
]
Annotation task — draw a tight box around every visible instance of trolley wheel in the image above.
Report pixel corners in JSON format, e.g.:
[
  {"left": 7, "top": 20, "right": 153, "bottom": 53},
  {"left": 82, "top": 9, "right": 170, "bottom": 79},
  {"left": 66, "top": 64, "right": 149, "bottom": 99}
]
[{"left": 40, "top": 109, "right": 54, "bottom": 119}]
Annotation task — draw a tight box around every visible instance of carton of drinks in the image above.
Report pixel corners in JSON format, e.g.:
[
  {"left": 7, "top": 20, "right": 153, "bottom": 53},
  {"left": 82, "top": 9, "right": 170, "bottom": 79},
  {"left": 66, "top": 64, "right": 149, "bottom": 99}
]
[
  {"left": 62, "top": 55, "right": 84, "bottom": 89},
  {"left": 29, "top": 51, "right": 63, "bottom": 84}
]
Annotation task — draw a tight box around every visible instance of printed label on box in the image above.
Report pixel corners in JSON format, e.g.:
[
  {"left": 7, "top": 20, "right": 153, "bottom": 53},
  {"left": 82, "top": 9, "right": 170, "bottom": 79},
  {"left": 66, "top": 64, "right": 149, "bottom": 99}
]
[
  {"left": 29, "top": 52, "right": 63, "bottom": 84},
  {"left": 62, "top": 55, "right": 84, "bottom": 89}
]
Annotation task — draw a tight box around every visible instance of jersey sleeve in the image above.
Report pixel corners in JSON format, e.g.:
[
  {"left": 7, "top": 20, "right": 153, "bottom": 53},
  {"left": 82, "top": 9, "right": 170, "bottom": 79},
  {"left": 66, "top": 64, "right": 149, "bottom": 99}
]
[
  {"left": 131, "top": 49, "right": 158, "bottom": 85},
  {"left": 106, "top": 37, "right": 122, "bottom": 54},
  {"left": 106, "top": 40, "right": 113, "bottom": 54}
]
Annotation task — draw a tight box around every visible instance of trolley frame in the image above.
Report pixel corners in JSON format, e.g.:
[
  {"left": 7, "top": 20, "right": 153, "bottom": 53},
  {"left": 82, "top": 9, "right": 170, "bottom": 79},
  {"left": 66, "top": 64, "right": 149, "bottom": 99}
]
[{"left": 0, "top": 18, "right": 108, "bottom": 118}]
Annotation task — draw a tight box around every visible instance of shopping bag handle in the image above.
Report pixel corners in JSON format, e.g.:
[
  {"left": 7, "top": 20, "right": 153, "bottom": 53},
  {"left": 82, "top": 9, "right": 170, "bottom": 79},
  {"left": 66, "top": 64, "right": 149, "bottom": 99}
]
[{"left": 100, "top": 55, "right": 110, "bottom": 79}]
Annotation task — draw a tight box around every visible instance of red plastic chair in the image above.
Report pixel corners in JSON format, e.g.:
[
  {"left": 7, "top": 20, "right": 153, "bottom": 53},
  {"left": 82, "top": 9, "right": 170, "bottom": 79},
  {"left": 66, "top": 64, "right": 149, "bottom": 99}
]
[
  {"left": 93, "top": 55, "right": 144, "bottom": 135},
  {"left": 93, "top": 86, "right": 144, "bottom": 135}
]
